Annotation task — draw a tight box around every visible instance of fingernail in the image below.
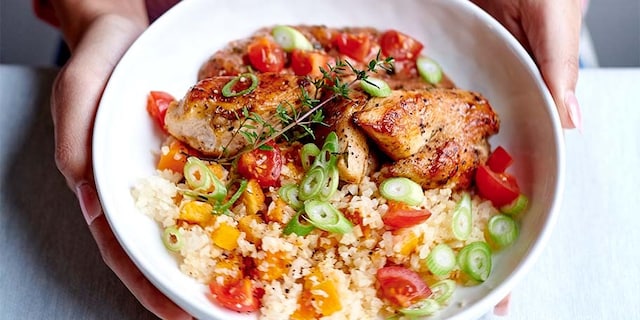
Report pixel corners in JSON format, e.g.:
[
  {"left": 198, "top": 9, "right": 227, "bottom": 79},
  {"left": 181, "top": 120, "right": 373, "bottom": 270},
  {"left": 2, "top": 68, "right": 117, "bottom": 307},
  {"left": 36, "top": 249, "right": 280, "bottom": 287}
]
[
  {"left": 493, "top": 293, "right": 511, "bottom": 316},
  {"left": 75, "top": 182, "right": 103, "bottom": 225},
  {"left": 565, "top": 91, "right": 583, "bottom": 132}
]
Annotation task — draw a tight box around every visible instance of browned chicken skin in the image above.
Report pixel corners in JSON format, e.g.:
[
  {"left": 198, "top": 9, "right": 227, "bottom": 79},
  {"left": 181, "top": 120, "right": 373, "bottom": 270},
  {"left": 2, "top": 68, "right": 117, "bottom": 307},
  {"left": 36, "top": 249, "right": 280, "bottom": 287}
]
[
  {"left": 168, "top": 25, "right": 499, "bottom": 190},
  {"left": 353, "top": 89, "right": 499, "bottom": 189},
  {"left": 165, "top": 73, "right": 315, "bottom": 157}
]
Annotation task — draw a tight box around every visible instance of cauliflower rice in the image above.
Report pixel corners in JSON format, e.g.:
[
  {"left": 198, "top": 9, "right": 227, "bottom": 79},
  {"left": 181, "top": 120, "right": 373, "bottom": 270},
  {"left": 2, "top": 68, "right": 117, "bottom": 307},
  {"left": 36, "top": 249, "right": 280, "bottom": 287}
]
[{"left": 131, "top": 161, "right": 499, "bottom": 320}]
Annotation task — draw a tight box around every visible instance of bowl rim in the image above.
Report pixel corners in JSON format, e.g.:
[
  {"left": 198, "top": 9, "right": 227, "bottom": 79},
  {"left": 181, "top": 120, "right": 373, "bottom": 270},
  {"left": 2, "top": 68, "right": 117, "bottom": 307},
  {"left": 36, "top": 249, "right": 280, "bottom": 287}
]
[{"left": 92, "top": 0, "right": 566, "bottom": 319}]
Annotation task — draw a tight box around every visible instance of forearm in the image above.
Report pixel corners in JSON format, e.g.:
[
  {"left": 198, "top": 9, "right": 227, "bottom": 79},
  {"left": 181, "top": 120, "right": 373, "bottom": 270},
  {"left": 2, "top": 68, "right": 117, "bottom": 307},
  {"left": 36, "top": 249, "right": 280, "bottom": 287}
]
[{"left": 34, "top": 0, "right": 148, "bottom": 50}]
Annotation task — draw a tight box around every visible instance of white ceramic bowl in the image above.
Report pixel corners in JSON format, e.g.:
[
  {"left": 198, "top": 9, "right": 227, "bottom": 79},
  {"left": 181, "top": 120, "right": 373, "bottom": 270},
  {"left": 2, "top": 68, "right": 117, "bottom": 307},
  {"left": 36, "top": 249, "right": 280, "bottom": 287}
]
[{"left": 93, "top": 0, "right": 565, "bottom": 319}]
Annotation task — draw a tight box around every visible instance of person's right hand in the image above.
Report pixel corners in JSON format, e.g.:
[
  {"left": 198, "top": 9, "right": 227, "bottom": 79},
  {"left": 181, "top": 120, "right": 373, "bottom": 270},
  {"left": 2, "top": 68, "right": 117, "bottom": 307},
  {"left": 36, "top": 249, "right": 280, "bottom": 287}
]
[{"left": 48, "top": 1, "right": 191, "bottom": 318}]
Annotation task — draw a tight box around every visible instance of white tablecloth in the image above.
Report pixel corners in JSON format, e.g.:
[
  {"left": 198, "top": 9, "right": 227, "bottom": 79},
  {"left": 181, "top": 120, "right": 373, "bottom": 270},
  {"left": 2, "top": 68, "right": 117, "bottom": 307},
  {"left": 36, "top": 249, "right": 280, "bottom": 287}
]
[{"left": 0, "top": 65, "right": 638, "bottom": 319}]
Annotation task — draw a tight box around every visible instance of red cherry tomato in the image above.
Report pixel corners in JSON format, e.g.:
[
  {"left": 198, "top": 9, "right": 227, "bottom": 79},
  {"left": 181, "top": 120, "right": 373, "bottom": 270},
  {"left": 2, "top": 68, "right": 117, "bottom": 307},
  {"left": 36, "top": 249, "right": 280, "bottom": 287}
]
[
  {"left": 237, "top": 141, "right": 283, "bottom": 188},
  {"left": 146, "top": 91, "right": 175, "bottom": 131},
  {"left": 290, "top": 50, "right": 330, "bottom": 77},
  {"left": 475, "top": 165, "right": 520, "bottom": 207},
  {"left": 209, "top": 278, "right": 261, "bottom": 312},
  {"left": 333, "top": 32, "right": 371, "bottom": 62},
  {"left": 382, "top": 201, "right": 431, "bottom": 229},
  {"left": 376, "top": 266, "right": 431, "bottom": 308},
  {"left": 486, "top": 146, "right": 514, "bottom": 173},
  {"left": 247, "top": 37, "right": 286, "bottom": 73},
  {"left": 380, "top": 30, "right": 424, "bottom": 61}
]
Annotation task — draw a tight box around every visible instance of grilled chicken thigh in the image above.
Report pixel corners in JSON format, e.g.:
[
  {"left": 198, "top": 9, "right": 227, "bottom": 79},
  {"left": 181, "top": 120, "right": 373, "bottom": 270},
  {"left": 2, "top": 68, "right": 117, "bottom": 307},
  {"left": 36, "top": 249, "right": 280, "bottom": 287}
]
[
  {"left": 353, "top": 88, "right": 499, "bottom": 189},
  {"left": 165, "top": 73, "right": 315, "bottom": 157},
  {"left": 316, "top": 90, "right": 378, "bottom": 184}
]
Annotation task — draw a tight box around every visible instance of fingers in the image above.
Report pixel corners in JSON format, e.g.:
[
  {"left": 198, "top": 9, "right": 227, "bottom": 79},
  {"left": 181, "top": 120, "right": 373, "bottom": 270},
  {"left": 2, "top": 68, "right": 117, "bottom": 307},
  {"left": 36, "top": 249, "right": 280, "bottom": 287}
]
[
  {"left": 52, "top": 13, "right": 190, "bottom": 320},
  {"left": 89, "top": 210, "right": 192, "bottom": 320},
  {"left": 52, "top": 15, "right": 147, "bottom": 189},
  {"left": 521, "top": 0, "right": 583, "bottom": 130}
]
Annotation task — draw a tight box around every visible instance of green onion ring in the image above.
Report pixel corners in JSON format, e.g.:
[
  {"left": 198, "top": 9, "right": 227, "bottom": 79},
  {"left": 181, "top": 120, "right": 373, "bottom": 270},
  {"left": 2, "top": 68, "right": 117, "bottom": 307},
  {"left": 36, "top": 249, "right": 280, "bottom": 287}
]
[
  {"left": 424, "top": 243, "right": 456, "bottom": 276},
  {"left": 298, "top": 166, "right": 325, "bottom": 200},
  {"left": 321, "top": 132, "right": 340, "bottom": 154},
  {"left": 304, "top": 200, "right": 353, "bottom": 234},
  {"left": 500, "top": 194, "right": 528, "bottom": 216},
  {"left": 271, "top": 25, "right": 313, "bottom": 52},
  {"left": 222, "top": 73, "right": 259, "bottom": 97},
  {"left": 379, "top": 177, "right": 425, "bottom": 206},
  {"left": 487, "top": 214, "right": 519, "bottom": 249},
  {"left": 300, "top": 143, "right": 320, "bottom": 171},
  {"left": 183, "top": 157, "right": 227, "bottom": 201},
  {"left": 457, "top": 241, "right": 492, "bottom": 282},
  {"left": 360, "top": 77, "right": 392, "bottom": 97},
  {"left": 428, "top": 279, "right": 456, "bottom": 305},
  {"left": 318, "top": 165, "right": 339, "bottom": 201},
  {"left": 416, "top": 56, "right": 443, "bottom": 85},
  {"left": 162, "top": 226, "right": 183, "bottom": 252},
  {"left": 452, "top": 192, "right": 472, "bottom": 240},
  {"left": 283, "top": 210, "right": 315, "bottom": 236},
  {"left": 278, "top": 184, "right": 303, "bottom": 210},
  {"left": 399, "top": 298, "right": 440, "bottom": 317}
]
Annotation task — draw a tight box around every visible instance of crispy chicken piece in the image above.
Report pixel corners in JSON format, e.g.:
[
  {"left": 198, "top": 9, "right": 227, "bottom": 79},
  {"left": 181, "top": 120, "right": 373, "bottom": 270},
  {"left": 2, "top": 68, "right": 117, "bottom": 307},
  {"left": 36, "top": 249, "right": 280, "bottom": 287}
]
[
  {"left": 165, "top": 73, "right": 315, "bottom": 157},
  {"left": 353, "top": 88, "right": 499, "bottom": 189},
  {"left": 316, "top": 90, "right": 378, "bottom": 184}
]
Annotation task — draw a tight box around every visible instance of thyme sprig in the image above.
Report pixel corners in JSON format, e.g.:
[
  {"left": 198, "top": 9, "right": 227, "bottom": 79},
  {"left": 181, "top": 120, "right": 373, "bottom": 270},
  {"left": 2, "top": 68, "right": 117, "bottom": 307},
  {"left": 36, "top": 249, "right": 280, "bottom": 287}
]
[{"left": 218, "top": 52, "right": 394, "bottom": 161}]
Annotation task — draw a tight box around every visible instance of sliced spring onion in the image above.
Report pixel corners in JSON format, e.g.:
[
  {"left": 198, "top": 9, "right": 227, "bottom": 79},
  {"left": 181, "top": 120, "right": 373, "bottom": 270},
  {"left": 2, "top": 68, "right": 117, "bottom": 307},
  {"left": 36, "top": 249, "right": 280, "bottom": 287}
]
[
  {"left": 298, "top": 166, "right": 325, "bottom": 200},
  {"left": 379, "top": 177, "right": 425, "bottom": 206},
  {"left": 429, "top": 279, "right": 456, "bottom": 305},
  {"left": 283, "top": 210, "right": 315, "bottom": 236},
  {"left": 162, "top": 226, "right": 183, "bottom": 252},
  {"left": 500, "top": 194, "right": 528, "bottom": 216},
  {"left": 487, "top": 214, "right": 519, "bottom": 249},
  {"left": 300, "top": 143, "right": 320, "bottom": 171},
  {"left": 304, "top": 200, "right": 353, "bottom": 234},
  {"left": 451, "top": 192, "right": 472, "bottom": 240},
  {"left": 318, "top": 165, "right": 339, "bottom": 201},
  {"left": 271, "top": 25, "right": 313, "bottom": 52},
  {"left": 213, "top": 179, "right": 248, "bottom": 215},
  {"left": 278, "top": 184, "right": 303, "bottom": 210},
  {"left": 221, "top": 73, "right": 259, "bottom": 97},
  {"left": 425, "top": 244, "right": 456, "bottom": 276},
  {"left": 417, "top": 56, "right": 443, "bottom": 84},
  {"left": 184, "top": 157, "right": 227, "bottom": 200},
  {"left": 321, "top": 131, "right": 340, "bottom": 154},
  {"left": 399, "top": 298, "right": 440, "bottom": 317},
  {"left": 360, "top": 77, "right": 392, "bottom": 97},
  {"left": 457, "top": 241, "right": 492, "bottom": 282}
]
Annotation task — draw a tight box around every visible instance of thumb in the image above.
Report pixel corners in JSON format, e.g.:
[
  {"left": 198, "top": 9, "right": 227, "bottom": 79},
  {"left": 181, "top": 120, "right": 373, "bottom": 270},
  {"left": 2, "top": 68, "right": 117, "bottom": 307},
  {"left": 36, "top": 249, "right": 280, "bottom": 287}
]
[{"left": 521, "top": 0, "right": 583, "bottom": 130}]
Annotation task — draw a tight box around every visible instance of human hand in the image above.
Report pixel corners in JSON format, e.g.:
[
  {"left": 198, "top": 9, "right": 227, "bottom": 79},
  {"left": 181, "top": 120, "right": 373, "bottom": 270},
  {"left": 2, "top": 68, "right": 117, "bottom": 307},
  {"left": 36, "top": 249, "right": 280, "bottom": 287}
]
[
  {"left": 49, "top": 1, "right": 191, "bottom": 319},
  {"left": 472, "top": 0, "right": 583, "bottom": 131}
]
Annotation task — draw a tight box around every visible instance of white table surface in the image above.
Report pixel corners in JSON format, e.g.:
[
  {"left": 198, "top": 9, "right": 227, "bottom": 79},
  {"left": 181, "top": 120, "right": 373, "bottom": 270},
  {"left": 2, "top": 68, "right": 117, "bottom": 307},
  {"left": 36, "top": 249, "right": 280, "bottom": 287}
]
[{"left": 1, "top": 65, "right": 638, "bottom": 319}]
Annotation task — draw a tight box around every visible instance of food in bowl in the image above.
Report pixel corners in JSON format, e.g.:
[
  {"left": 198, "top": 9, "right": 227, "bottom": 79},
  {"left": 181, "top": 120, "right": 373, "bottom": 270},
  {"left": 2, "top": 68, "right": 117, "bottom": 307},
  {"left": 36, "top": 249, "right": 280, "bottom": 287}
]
[{"left": 131, "top": 25, "right": 527, "bottom": 319}]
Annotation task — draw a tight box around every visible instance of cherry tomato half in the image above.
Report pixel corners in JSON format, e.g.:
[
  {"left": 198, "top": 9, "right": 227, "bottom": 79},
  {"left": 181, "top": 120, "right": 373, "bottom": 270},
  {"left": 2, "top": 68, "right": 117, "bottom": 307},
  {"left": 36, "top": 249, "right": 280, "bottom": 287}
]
[
  {"left": 486, "top": 146, "right": 514, "bottom": 173},
  {"left": 247, "top": 37, "right": 286, "bottom": 73},
  {"left": 376, "top": 266, "right": 431, "bottom": 308},
  {"left": 333, "top": 32, "right": 371, "bottom": 62},
  {"left": 290, "top": 50, "right": 330, "bottom": 77},
  {"left": 380, "top": 30, "right": 424, "bottom": 61},
  {"left": 209, "top": 278, "right": 261, "bottom": 312},
  {"left": 475, "top": 165, "right": 520, "bottom": 207},
  {"left": 146, "top": 91, "right": 175, "bottom": 131},
  {"left": 237, "top": 141, "right": 283, "bottom": 188},
  {"left": 382, "top": 201, "right": 431, "bottom": 229}
]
